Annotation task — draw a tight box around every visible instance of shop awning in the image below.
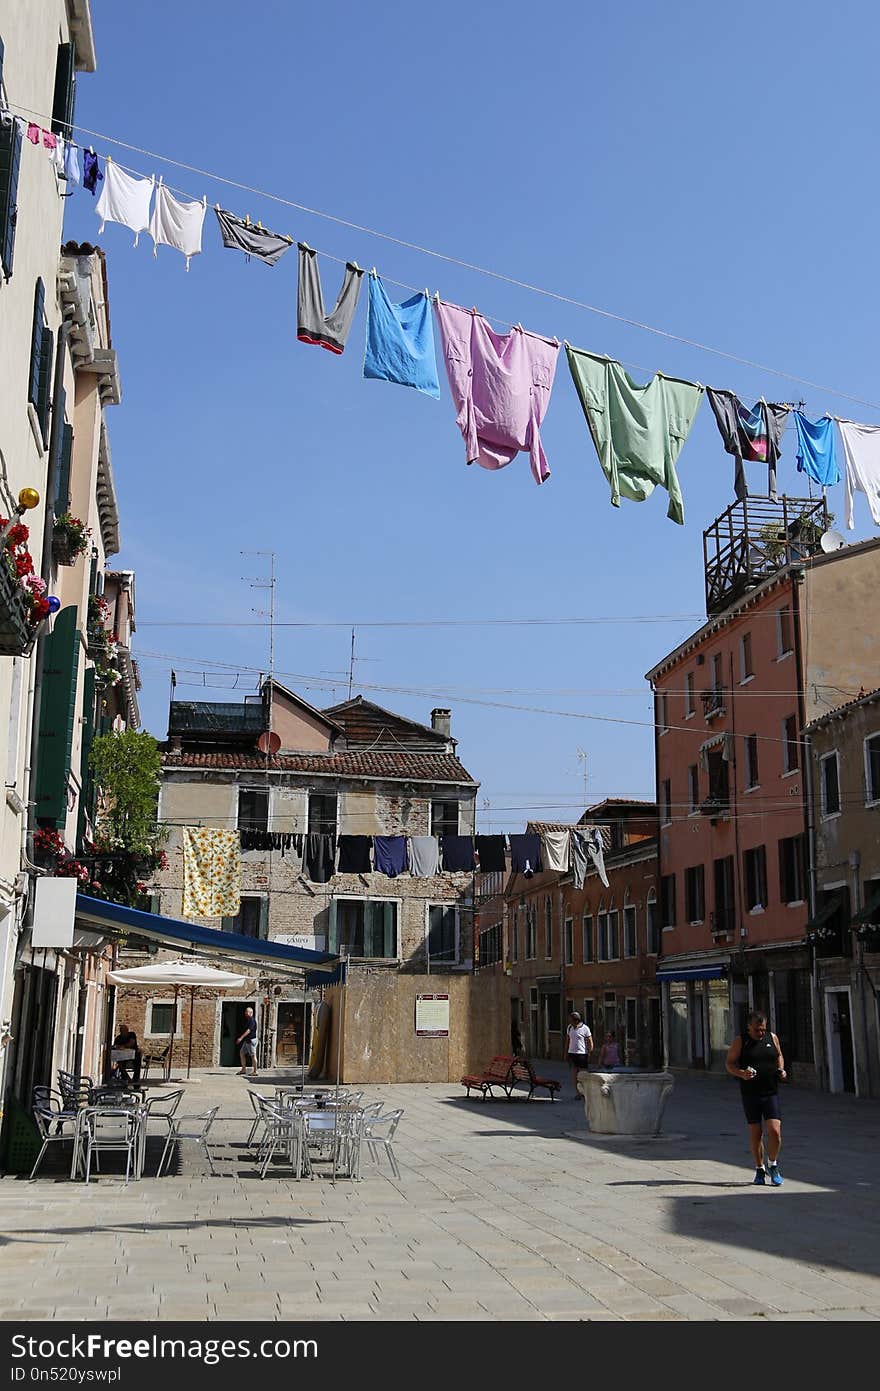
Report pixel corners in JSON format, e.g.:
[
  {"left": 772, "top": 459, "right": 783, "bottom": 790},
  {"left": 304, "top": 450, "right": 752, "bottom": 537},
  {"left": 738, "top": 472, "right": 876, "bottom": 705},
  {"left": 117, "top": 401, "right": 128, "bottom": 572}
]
[
  {"left": 805, "top": 894, "right": 844, "bottom": 933},
  {"left": 655, "top": 965, "right": 726, "bottom": 982},
  {"left": 75, "top": 894, "right": 340, "bottom": 979},
  {"left": 853, "top": 884, "right": 880, "bottom": 926}
]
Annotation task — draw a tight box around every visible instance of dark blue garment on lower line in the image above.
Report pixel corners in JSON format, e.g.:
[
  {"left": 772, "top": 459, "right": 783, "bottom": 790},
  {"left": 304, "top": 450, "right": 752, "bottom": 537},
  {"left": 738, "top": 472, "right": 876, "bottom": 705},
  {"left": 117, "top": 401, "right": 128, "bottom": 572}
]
[{"left": 373, "top": 835, "right": 407, "bottom": 878}]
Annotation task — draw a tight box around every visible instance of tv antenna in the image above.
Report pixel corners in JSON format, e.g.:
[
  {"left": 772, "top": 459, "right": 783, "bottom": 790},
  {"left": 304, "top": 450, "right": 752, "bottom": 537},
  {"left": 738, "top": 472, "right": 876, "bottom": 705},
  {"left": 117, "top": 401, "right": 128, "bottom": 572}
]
[
  {"left": 241, "top": 550, "right": 276, "bottom": 685},
  {"left": 576, "top": 747, "right": 590, "bottom": 808}
]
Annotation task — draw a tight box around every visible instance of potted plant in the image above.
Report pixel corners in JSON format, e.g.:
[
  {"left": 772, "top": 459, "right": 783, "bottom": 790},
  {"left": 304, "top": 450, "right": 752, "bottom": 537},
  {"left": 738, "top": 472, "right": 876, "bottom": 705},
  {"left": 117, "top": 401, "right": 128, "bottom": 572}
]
[
  {"left": 52, "top": 514, "right": 90, "bottom": 566},
  {"left": 0, "top": 518, "right": 51, "bottom": 655}
]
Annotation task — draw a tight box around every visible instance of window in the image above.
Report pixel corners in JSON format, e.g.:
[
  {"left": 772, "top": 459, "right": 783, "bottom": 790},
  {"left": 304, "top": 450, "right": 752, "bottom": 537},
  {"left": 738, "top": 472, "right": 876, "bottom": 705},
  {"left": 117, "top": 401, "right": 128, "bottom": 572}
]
[
  {"left": 596, "top": 911, "right": 607, "bottom": 960},
  {"left": 563, "top": 917, "right": 573, "bottom": 966},
  {"left": 745, "top": 734, "right": 759, "bottom": 789},
  {"left": 606, "top": 910, "right": 619, "bottom": 960},
  {"left": 581, "top": 999, "right": 595, "bottom": 1035},
  {"left": 706, "top": 749, "right": 730, "bottom": 807},
  {"left": 646, "top": 892, "right": 660, "bottom": 954},
  {"left": 526, "top": 906, "right": 536, "bottom": 960},
  {"left": 331, "top": 898, "right": 398, "bottom": 958},
  {"left": 625, "top": 998, "right": 638, "bottom": 1049},
  {"left": 148, "top": 1001, "right": 181, "bottom": 1037},
  {"left": 52, "top": 43, "right": 77, "bottom": 140},
  {"left": 28, "top": 279, "right": 54, "bottom": 448},
  {"left": 661, "top": 779, "right": 672, "bottom": 825},
  {"left": 581, "top": 914, "right": 593, "bottom": 963},
  {"left": 623, "top": 905, "right": 636, "bottom": 958},
  {"left": 0, "top": 107, "right": 22, "bottom": 280},
  {"left": 510, "top": 908, "right": 519, "bottom": 963},
  {"left": 238, "top": 786, "right": 269, "bottom": 831},
  {"left": 777, "top": 604, "right": 793, "bottom": 657},
  {"left": 661, "top": 874, "right": 676, "bottom": 928},
  {"left": 783, "top": 716, "right": 799, "bottom": 774},
  {"left": 713, "top": 856, "right": 735, "bottom": 934},
  {"left": 431, "top": 800, "right": 459, "bottom": 837},
  {"left": 223, "top": 895, "right": 267, "bottom": 939},
  {"left": 866, "top": 733, "right": 880, "bottom": 805},
  {"left": 743, "top": 846, "right": 768, "bottom": 912},
  {"left": 544, "top": 898, "right": 553, "bottom": 958},
  {"left": 740, "top": 632, "right": 754, "bottom": 682},
  {"left": 685, "top": 865, "right": 705, "bottom": 924},
  {"left": 711, "top": 652, "right": 723, "bottom": 692},
  {"left": 479, "top": 922, "right": 502, "bottom": 968},
  {"left": 427, "top": 904, "right": 458, "bottom": 963},
  {"left": 779, "top": 835, "right": 806, "bottom": 904},
  {"left": 685, "top": 672, "right": 695, "bottom": 717},
  {"left": 657, "top": 690, "right": 668, "bottom": 735},
  {"left": 820, "top": 752, "right": 840, "bottom": 817},
  {"left": 54, "top": 419, "right": 74, "bottom": 514},
  {"left": 688, "top": 764, "right": 699, "bottom": 813},
  {"left": 308, "top": 792, "right": 337, "bottom": 836}
]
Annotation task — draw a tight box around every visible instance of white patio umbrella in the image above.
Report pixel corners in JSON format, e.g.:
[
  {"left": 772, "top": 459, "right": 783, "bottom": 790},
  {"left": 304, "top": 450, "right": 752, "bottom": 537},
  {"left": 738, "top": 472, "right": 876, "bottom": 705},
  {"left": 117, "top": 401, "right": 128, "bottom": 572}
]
[{"left": 108, "top": 960, "right": 246, "bottom": 1079}]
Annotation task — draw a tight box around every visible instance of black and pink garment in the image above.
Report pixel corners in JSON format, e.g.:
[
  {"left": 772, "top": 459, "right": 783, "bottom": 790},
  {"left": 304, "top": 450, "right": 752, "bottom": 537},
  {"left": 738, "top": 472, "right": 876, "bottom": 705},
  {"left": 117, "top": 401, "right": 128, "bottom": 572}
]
[{"left": 706, "top": 389, "right": 789, "bottom": 501}]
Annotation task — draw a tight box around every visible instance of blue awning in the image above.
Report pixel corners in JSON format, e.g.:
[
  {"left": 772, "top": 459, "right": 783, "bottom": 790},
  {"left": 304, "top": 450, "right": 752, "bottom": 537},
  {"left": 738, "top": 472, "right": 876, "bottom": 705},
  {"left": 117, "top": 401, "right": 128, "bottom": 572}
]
[
  {"left": 75, "top": 895, "right": 340, "bottom": 978},
  {"left": 655, "top": 965, "right": 726, "bottom": 982}
]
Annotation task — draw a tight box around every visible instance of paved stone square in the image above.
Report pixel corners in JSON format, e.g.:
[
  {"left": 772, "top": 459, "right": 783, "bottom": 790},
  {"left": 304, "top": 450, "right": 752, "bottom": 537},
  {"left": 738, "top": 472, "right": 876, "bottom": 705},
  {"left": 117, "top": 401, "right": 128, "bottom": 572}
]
[{"left": 2, "top": 1066, "right": 879, "bottom": 1321}]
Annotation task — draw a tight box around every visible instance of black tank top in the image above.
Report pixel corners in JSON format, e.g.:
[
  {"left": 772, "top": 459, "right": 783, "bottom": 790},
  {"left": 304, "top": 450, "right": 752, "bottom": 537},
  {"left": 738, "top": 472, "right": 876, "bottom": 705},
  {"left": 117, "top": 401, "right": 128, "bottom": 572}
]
[{"left": 740, "top": 1031, "right": 779, "bottom": 1095}]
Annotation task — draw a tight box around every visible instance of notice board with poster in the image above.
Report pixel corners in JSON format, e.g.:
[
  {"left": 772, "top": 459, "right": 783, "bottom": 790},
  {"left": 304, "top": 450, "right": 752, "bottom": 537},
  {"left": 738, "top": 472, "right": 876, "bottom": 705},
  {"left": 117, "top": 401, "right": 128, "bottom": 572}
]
[{"left": 415, "top": 993, "right": 450, "bottom": 1037}]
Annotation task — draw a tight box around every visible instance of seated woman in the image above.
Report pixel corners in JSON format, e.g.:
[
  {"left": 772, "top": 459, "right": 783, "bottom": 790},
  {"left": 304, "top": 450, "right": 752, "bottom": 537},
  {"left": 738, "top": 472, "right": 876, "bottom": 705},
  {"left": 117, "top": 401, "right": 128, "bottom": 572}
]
[
  {"left": 597, "top": 1031, "right": 621, "bottom": 1070},
  {"left": 112, "top": 1025, "right": 142, "bottom": 1084}
]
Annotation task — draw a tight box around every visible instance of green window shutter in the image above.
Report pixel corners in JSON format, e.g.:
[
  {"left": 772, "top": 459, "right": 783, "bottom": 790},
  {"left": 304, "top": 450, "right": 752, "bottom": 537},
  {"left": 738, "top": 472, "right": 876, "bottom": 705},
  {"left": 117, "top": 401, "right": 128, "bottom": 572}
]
[
  {"left": 29, "top": 279, "right": 44, "bottom": 408},
  {"left": 76, "top": 665, "right": 96, "bottom": 847},
  {"left": 258, "top": 896, "right": 269, "bottom": 939},
  {"left": 51, "top": 42, "right": 76, "bottom": 138},
  {"left": 37, "top": 326, "right": 54, "bottom": 447},
  {"left": 34, "top": 606, "right": 80, "bottom": 827},
  {"left": 0, "top": 114, "right": 22, "bottom": 280},
  {"left": 328, "top": 898, "right": 338, "bottom": 953},
  {"left": 56, "top": 420, "right": 73, "bottom": 514},
  {"left": 49, "top": 387, "right": 66, "bottom": 501},
  {"left": 221, "top": 915, "right": 234, "bottom": 933},
  {"left": 148, "top": 893, "right": 161, "bottom": 915}
]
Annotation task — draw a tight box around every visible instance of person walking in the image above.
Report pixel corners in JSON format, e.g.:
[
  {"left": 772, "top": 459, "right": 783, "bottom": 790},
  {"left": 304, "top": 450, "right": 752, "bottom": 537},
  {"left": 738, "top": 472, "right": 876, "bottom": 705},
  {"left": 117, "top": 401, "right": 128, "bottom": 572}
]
[
  {"left": 565, "top": 1011, "right": 592, "bottom": 1096},
  {"left": 725, "top": 1010, "right": 786, "bottom": 1185},
  {"left": 236, "top": 1007, "right": 259, "bottom": 1077},
  {"left": 597, "top": 1031, "right": 620, "bottom": 1069}
]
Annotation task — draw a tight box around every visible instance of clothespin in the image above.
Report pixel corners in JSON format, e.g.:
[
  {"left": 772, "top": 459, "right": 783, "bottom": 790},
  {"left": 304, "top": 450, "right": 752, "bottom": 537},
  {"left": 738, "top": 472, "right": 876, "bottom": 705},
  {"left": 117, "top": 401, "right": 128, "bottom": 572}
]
[
  {"left": 470, "top": 305, "right": 477, "bottom": 316},
  {"left": 256, "top": 219, "right": 262, "bottom": 228},
  {"left": 424, "top": 288, "right": 430, "bottom": 298},
  {"left": 244, "top": 213, "right": 250, "bottom": 225},
  {"left": 433, "top": 291, "right": 441, "bottom": 304},
  {"left": 370, "top": 266, "right": 378, "bottom": 278}
]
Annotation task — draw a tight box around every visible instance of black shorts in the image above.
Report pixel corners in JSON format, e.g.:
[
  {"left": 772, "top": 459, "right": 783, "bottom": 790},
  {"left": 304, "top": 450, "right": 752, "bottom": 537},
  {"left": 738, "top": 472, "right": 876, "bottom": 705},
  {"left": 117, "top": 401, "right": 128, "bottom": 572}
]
[
  {"left": 742, "top": 1092, "right": 781, "bottom": 1125},
  {"left": 568, "top": 1053, "right": 588, "bottom": 1067}
]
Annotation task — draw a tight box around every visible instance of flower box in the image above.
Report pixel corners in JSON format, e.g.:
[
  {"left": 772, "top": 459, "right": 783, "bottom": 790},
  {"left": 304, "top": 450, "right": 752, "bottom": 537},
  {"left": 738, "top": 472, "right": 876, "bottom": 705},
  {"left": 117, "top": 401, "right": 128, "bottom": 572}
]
[
  {"left": 0, "top": 558, "right": 37, "bottom": 656},
  {"left": 52, "top": 516, "right": 89, "bottom": 568},
  {"left": 52, "top": 531, "right": 77, "bottom": 567}
]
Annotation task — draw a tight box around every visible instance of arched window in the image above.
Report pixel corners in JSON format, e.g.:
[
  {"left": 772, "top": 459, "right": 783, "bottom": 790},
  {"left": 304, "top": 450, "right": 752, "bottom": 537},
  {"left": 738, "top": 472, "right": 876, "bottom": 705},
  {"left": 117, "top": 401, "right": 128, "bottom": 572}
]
[{"left": 646, "top": 889, "right": 659, "bottom": 955}]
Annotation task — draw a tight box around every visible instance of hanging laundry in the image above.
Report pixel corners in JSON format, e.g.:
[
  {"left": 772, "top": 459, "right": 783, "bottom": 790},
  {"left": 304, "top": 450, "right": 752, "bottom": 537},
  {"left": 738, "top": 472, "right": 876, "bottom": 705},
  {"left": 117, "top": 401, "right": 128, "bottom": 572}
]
[
  {"left": 373, "top": 835, "right": 407, "bottom": 878},
  {"left": 836, "top": 420, "right": 880, "bottom": 529},
  {"left": 440, "top": 836, "right": 475, "bottom": 872},
  {"left": 214, "top": 207, "right": 293, "bottom": 266},
  {"left": 182, "top": 827, "right": 241, "bottom": 918},
  {"left": 363, "top": 275, "right": 440, "bottom": 398},
  {"left": 569, "top": 831, "right": 589, "bottom": 891},
  {"left": 239, "top": 827, "right": 297, "bottom": 856},
  {"left": 793, "top": 412, "right": 839, "bottom": 489},
  {"left": 408, "top": 836, "right": 440, "bottom": 878},
  {"left": 475, "top": 835, "right": 507, "bottom": 874},
  {"left": 297, "top": 243, "right": 363, "bottom": 354},
  {"left": 26, "top": 123, "right": 40, "bottom": 145},
  {"left": 705, "top": 389, "right": 789, "bottom": 501},
  {"left": 337, "top": 835, "right": 372, "bottom": 874},
  {"left": 50, "top": 135, "right": 65, "bottom": 177},
  {"left": 62, "top": 140, "right": 80, "bottom": 186},
  {"left": 566, "top": 347, "right": 703, "bottom": 525},
  {"left": 304, "top": 832, "right": 335, "bottom": 883},
  {"left": 83, "top": 148, "right": 102, "bottom": 195},
  {"left": 541, "top": 829, "right": 570, "bottom": 874},
  {"left": 509, "top": 834, "right": 542, "bottom": 879},
  {"left": 435, "top": 300, "right": 559, "bottom": 485},
  {"left": 42, "top": 130, "right": 57, "bottom": 152},
  {"left": 96, "top": 159, "right": 153, "bottom": 244},
  {"left": 150, "top": 179, "right": 207, "bottom": 270},
  {"left": 583, "top": 826, "right": 609, "bottom": 889}
]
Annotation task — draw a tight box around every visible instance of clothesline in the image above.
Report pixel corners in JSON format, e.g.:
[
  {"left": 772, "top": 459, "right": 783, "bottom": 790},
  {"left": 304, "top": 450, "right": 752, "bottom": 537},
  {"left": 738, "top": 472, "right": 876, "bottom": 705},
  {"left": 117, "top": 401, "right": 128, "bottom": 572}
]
[{"left": 4, "top": 96, "right": 880, "bottom": 411}]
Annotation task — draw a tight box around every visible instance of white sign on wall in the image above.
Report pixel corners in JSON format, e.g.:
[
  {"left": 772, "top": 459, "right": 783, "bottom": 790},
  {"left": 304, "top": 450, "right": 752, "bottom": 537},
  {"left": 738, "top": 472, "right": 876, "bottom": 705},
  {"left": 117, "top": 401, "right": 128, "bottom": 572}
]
[
  {"left": 415, "top": 993, "right": 450, "bottom": 1038},
  {"left": 276, "top": 933, "right": 326, "bottom": 953},
  {"left": 32, "top": 875, "right": 77, "bottom": 949}
]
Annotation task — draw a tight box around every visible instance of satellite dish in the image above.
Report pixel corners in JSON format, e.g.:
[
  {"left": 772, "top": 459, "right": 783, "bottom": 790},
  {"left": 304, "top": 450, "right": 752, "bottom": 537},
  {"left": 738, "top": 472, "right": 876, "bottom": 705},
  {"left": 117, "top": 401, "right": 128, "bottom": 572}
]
[
  {"left": 257, "top": 730, "right": 281, "bottom": 755},
  {"left": 820, "top": 529, "right": 846, "bottom": 553}
]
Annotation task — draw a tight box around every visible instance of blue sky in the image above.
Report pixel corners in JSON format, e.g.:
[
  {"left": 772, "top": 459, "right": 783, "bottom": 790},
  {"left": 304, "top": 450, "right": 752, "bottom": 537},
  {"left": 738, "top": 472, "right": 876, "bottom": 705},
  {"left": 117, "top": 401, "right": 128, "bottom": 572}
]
[{"left": 62, "top": 0, "right": 879, "bottom": 829}]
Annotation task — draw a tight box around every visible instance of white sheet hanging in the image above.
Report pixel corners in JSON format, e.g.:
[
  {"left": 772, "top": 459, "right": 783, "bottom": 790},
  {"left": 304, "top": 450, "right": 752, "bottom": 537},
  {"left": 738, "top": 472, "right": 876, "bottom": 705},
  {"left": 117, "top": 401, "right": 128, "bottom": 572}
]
[
  {"left": 836, "top": 419, "right": 880, "bottom": 530},
  {"left": 150, "top": 178, "right": 207, "bottom": 270},
  {"left": 95, "top": 158, "right": 154, "bottom": 245},
  {"left": 541, "top": 829, "right": 571, "bottom": 874}
]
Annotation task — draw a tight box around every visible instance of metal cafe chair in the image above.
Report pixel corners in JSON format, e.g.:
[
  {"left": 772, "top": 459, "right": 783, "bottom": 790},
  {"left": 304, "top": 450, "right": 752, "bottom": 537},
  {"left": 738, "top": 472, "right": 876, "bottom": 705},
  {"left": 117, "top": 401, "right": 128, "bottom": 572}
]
[
  {"left": 246, "top": 1090, "right": 275, "bottom": 1149},
  {"left": 138, "top": 1089, "right": 184, "bottom": 1176},
  {"left": 30, "top": 1102, "right": 79, "bottom": 1180},
  {"left": 258, "top": 1102, "right": 308, "bottom": 1180},
  {"left": 362, "top": 1108, "right": 404, "bottom": 1179},
  {"left": 157, "top": 1107, "right": 220, "bottom": 1178},
  {"left": 82, "top": 1108, "right": 140, "bottom": 1185}
]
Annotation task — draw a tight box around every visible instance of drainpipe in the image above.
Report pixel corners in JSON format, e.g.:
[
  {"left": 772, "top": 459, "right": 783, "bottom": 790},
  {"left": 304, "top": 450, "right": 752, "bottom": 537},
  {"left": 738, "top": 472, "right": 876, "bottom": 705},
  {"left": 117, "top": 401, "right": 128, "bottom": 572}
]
[{"left": 791, "top": 568, "right": 822, "bottom": 1084}]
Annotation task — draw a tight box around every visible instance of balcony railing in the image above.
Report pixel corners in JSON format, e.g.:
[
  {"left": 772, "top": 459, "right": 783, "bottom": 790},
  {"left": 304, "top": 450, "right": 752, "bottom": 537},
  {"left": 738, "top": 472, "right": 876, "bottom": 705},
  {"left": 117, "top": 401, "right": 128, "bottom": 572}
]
[
  {"left": 700, "top": 795, "right": 730, "bottom": 818},
  {"left": 701, "top": 685, "right": 725, "bottom": 719},
  {"left": 0, "top": 556, "right": 38, "bottom": 657}
]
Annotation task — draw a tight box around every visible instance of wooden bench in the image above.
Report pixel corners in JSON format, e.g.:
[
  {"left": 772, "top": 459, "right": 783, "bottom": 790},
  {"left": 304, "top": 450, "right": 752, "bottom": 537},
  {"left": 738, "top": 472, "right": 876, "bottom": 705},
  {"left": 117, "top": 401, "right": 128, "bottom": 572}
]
[
  {"left": 508, "top": 1059, "right": 561, "bottom": 1102},
  {"left": 460, "top": 1055, "right": 516, "bottom": 1100}
]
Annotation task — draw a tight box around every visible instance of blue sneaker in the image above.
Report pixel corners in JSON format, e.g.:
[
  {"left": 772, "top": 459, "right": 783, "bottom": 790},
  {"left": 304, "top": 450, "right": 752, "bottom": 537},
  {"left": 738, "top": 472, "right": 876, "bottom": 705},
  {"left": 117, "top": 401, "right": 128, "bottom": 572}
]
[
  {"left": 768, "top": 1164, "right": 783, "bottom": 1186},
  {"left": 753, "top": 1167, "right": 766, "bottom": 1185}
]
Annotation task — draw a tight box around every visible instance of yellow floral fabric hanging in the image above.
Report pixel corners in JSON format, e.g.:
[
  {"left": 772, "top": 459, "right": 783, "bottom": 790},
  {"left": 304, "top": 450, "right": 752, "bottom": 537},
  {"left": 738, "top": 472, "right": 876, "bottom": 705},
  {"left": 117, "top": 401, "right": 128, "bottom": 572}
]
[{"left": 182, "top": 827, "right": 241, "bottom": 918}]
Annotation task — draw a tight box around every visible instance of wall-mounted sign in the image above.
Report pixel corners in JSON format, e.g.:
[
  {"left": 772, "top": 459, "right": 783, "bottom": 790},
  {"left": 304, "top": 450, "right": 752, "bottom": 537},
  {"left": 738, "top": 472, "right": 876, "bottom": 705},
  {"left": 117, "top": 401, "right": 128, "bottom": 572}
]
[
  {"left": 415, "top": 993, "right": 449, "bottom": 1037},
  {"left": 275, "top": 933, "right": 325, "bottom": 952}
]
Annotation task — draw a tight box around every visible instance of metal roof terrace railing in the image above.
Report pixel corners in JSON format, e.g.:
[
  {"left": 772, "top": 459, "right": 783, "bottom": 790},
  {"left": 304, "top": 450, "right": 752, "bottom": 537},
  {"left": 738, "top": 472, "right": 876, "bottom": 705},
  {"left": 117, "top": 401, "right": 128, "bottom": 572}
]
[
  {"left": 168, "top": 699, "right": 268, "bottom": 740},
  {"left": 702, "top": 495, "right": 829, "bottom": 618}
]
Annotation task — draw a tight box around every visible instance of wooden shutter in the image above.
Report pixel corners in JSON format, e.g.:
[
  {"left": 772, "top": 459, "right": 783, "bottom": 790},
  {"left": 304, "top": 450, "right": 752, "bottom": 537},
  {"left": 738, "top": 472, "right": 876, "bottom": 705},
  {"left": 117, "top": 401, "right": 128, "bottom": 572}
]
[
  {"left": 37, "top": 325, "right": 54, "bottom": 446},
  {"left": 34, "top": 606, "right": 80, "bottom": 827},
  {"left": 56, "top": 421, "right": 73, "bottom": 514},
  {"left": 258, "top": 896, "right": 269, "bottom": 939},
  {"left": 51, "top": 42, "right": 76, "bottom": 138},
  {"left": 327, "top": 898, "right": 338, "bottom": 953},
  {"left": 29, "top": 279, "right": 44, "bottom": 408},
  {"left": 76, "top": 665, "right": 96, "bottom": 847},
  {"left": 0, "top": 113, "right": 21, "bottom": 280},
  {"left": 221, "top": 915, "right": 234, "bottom": 933}
]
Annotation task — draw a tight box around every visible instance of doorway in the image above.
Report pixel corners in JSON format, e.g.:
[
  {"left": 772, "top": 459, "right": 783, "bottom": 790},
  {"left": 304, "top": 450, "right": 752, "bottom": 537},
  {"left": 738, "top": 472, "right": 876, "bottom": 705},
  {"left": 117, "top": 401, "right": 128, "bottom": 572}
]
[
  {"left": 275, "top": 1002, "right": 311, "bottom": 1066},
  {"left": 647, "top": 997, "right": 662, "bottom": 1069},
  {"left": 220, "top": 1000, "right": 257, "bottom": 1067},
  {"left": 824, "top": 988, "right": 856, "bottom": 1095},
  {"left": 690, "top": 987, "right": 705, "bottom": 1067}
]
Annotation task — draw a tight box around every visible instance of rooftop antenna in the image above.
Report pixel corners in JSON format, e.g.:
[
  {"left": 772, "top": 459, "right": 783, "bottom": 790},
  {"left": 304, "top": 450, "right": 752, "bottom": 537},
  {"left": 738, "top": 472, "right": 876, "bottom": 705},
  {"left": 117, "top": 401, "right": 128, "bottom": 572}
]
[
  {"left": 241, "top": 550, "right": 276, "bottom": 688},
  {"left": 577, "top": 747, "right": 589, "bottom": 809},
  {"left": 348, "top": 626, "right": 356, "bottom": 701},
  {"left": 482, "top": 797, "right": 491, "bottom": 834}
]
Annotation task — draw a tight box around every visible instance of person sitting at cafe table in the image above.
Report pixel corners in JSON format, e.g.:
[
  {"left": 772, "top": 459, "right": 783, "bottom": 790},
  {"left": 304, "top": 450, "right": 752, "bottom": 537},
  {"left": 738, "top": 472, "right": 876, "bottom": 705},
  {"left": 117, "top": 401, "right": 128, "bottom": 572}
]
[{"left": 112, "top": 1024, "right": 142, "bottom": 1084}]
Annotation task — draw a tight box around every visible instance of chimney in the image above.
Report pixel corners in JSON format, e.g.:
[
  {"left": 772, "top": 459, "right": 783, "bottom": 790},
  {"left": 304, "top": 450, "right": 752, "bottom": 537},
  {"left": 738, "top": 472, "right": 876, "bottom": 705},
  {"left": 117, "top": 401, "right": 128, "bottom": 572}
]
[{"left": 431, "top": 708, "right": 451, "bottom": 738}]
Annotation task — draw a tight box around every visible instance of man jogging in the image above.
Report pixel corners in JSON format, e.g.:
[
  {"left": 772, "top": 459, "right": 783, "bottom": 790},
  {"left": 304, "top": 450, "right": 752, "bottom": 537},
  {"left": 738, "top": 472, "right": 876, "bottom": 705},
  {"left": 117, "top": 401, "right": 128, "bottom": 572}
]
[
  {"left": 725, "top": 1010, "right": 786, "bottom": 1185},
  {"left": 236, "top": 1006, "right": 259, "bottom": 1077}
]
